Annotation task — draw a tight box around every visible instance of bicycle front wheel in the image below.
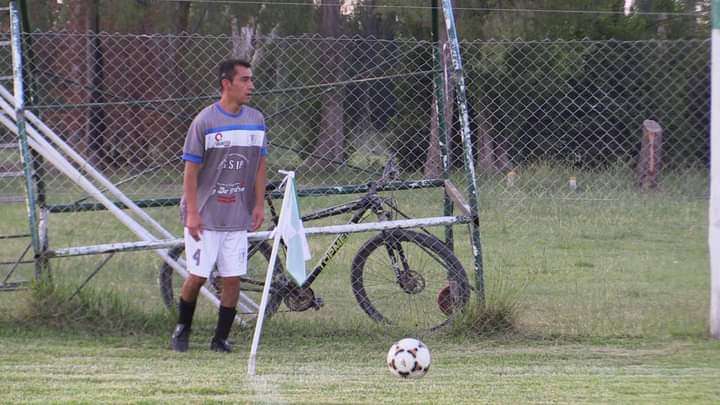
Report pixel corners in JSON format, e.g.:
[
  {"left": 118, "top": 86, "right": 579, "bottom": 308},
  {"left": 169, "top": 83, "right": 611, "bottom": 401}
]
[
  {"left": 158, "top": 241, "right": 285, "bottom": 319},
  {"left": 351, "top": 229, "right": 470, "bottom": 332}
]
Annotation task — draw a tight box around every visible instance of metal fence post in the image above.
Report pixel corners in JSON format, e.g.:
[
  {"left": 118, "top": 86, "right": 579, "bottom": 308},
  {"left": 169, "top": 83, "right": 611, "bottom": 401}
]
[
  {"left": 9, "top": 0, "right": 42, "bottom": 280},
  {"left": 709, "top": 0, "right": 720, "bottom": 340},
  {"left": 432, "top": 0, "right": 454, "bottom": 251},
  {"left": 441, "top": 0, "right": 484, "bottom": 302}
]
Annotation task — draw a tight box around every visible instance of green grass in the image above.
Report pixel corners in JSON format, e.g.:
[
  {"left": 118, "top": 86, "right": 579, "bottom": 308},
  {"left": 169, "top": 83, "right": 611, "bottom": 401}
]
[
  {"left": 0, "top": 164, "right": 715, "bottom": 402},
  {"left": 1, "top": 325, "right": 719, "bottom": 403},
  {"left": 13, "top": 280, "right": 174, "bottom": 335}
]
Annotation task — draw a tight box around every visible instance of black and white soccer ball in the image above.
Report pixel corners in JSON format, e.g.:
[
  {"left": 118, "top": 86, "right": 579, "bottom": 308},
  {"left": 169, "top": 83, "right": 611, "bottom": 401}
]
[{"left": 386, "top": 338, "right": 431, "bottom": 379}]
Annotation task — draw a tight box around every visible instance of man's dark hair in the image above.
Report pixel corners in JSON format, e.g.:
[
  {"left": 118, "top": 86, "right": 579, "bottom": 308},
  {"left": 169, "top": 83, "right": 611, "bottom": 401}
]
[{"left": 218, "top": 59, "right": 252, "bottom": 91}]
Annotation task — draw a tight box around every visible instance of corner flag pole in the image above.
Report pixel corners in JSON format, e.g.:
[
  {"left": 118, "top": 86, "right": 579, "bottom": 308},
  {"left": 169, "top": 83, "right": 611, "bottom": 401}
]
[
  {"left": 710, "top": 0, "right": 720, "bottom": 340},
  {"left": 247, "top": 220, "right": 283, "bottom": 375},
  {"left": 248, "top": 171, "right": 294, "bottom": 375}
]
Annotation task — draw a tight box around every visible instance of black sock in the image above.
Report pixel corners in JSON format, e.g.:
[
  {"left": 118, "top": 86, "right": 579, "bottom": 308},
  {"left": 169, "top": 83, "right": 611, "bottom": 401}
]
[
  {"left": 214, "top": 305, "right": 236, "bottom": 341},
  {"left": 177, "top": 298, "right": 197, "bottom": 329}
]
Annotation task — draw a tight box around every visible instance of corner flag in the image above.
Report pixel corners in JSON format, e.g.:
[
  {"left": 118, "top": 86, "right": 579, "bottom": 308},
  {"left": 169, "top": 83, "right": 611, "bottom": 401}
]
[
  {"left": 277, "top": 171, "right": 311, "bottom": 285},
  {"left": 248, "top": 170, "right": 311, "bottom": 376}
]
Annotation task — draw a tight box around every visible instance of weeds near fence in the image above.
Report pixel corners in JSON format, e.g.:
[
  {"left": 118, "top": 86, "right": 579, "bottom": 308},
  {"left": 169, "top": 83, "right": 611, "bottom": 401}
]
[
  {"left": 449, "top": 269, "right": 525, "bottom": 337},
  {"left": 15, "top": 280, "right": 172, "bottom": 335}
]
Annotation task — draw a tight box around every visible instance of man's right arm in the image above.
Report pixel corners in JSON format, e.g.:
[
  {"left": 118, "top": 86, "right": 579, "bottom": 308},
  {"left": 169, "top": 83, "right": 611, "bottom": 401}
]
[{"left": 184, "top": 161, "right": 203, "bottom": 241}]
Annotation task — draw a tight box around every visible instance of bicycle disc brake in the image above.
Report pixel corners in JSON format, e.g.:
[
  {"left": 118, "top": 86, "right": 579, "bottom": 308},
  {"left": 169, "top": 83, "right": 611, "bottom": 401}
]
[{"left": 283, "top": 287, "right": 323, "bottom": 311}]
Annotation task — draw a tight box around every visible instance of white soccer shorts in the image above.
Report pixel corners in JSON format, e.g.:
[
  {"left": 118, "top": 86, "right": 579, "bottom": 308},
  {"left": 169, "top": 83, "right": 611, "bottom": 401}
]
[{"left": 183, "top": 228, "right": 248, "bottom": 278}]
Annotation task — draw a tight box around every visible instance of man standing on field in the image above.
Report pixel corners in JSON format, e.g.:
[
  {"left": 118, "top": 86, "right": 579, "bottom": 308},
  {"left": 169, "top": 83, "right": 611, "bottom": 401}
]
[{"left": 171, "top": 59, "right": 267, "bottom": 353}]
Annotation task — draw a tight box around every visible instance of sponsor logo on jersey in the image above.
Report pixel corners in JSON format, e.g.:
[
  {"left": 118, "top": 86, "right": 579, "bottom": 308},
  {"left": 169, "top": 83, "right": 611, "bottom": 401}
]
[
  {"left": 218, "top": 153, "right": 248, "bottom": 171},
  {"left": 214, "top": 132, "right": 231, "bottom": 148},
  {"left": 212, "top": 182, "right": 246, "bottom": 195},
  {"left": 216, "top": 195, "right": 237, "bottom": 204},
  {"left": 205, "top": 128, "right": 265, "bottom": 150}
]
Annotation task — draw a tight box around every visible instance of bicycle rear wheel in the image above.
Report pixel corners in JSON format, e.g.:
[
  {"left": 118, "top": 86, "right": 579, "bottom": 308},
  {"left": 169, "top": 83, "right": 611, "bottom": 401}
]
[
  {"left": 351, "top": 229, "right": 470, "bottom": 332},
  {"left": 158, "top": 241, "right": 285, "bottom": 319}
]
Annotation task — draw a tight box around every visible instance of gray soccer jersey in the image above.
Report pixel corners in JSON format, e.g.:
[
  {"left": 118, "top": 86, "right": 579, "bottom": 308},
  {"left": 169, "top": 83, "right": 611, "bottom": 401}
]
[{"left": 181, "top": 102, "right": 268, "bottom": 231}]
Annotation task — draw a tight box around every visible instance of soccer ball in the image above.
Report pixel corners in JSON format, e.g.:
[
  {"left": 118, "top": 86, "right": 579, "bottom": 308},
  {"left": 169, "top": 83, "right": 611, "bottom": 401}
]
[{"left": 386, "top": 338, "right": 431, "bottom": 378}]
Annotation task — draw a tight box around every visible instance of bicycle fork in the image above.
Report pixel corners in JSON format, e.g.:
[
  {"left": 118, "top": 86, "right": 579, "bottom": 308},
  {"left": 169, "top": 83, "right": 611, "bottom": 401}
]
[{"left": 371, "top": 199, "right": 424, "bottom": 295}]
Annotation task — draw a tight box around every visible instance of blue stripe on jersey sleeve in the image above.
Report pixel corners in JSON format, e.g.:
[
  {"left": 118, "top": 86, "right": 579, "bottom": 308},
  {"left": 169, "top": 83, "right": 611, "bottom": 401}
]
[
  {"left": 205, "top": 124, "right": 266, "bottom": 134},
  {"left": 260, "top": 147, "right": 268, "bottom": 156},
  {"left": 182, "top": 153, "right": 203, "bottom": 164}
]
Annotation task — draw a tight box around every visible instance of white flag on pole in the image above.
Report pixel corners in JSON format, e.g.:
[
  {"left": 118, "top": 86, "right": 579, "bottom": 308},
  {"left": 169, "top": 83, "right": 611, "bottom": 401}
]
[{"left": 277, "top": 171, "right": 311, "bottom": 285}]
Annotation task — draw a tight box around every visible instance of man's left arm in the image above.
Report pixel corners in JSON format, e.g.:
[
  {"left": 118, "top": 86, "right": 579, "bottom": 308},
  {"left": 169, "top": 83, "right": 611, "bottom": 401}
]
[{"left": 251, "top": 156, "right": 267, "bottom": 231}]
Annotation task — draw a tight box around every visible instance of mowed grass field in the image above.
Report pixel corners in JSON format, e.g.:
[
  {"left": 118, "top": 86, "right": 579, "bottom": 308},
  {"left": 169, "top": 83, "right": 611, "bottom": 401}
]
[
  {"left": 1, "top": 328, "right": 719, "bottom": 403},
  {"left": 1, "top": 171, "right": 719, "bottom": 403}
]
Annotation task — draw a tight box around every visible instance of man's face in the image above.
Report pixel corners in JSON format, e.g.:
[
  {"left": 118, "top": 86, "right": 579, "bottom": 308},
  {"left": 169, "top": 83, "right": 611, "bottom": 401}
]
[{"left": 223, "top": 65, "right": 254, "bottom": 105}]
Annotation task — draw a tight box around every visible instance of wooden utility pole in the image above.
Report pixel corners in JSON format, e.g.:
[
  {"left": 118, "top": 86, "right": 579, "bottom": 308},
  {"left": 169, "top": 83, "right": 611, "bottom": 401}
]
[{"left": 636, "top": 120, "right": 663, "bottom": 190}]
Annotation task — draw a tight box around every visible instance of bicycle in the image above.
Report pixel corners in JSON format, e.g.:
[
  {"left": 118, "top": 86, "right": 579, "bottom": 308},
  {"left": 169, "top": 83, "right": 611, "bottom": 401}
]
[{"left": 159, "top": 159, "right": 471, "bottom": 331}]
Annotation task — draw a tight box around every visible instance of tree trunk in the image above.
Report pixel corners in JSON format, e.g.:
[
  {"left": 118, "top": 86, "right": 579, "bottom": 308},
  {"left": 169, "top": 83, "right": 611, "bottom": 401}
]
[
  {"left": 494, "top": 138, "right": 511, "bottom": 172},
  {"left": 425, "top": 96, "right": 442, "bottom": 178},
  {"left": 172, "top": 1, "right": 191, "bottom": 97},
  {"left": 475, "top": 108, "right": 494, "bottom": 172},
  {"left": 251, "top": 24, "right": 278, "bottom": 68},
  {"left": 475, "top": 107, "right": 511, "bottom": 173},
  {"left": 86, "top": 0, "right": 106, "bottom": 167},
  {"left": 231, "top": 15, "right": 255, "bottom": 61},
  {"left": 175, "top": 1, "right": 190, "bottom": 34},
  {"left": 304, "top": 0, "right": 345, "bottom": 170},
  {"left": 230, "top": 15, "right": 277, "bottom": 71},
  {"left": 36, "top": 0, "right": 85, "bottom": 151}
]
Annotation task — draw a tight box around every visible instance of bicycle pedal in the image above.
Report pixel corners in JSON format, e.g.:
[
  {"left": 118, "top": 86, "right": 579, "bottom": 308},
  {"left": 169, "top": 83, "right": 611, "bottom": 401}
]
[{"left": 312, "top": 297, "right": 324, "bottom": 310}]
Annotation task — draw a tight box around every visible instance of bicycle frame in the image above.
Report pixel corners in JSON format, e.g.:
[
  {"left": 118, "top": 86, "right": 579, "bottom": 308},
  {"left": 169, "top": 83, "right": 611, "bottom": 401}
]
[{"left": 262, "top": 185, "right": 391, "bottom": 290}]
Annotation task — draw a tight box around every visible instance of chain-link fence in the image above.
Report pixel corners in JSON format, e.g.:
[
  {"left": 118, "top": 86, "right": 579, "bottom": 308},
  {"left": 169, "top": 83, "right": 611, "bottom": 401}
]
[
  {"left": 3, "top": 33, "right": 708, "bottom": 217},
  {"left": 0, "top": 32, "right": 710, "bottom": 336},
  {"left": 9, "top": 35, "right": 709, "bottom": 223},
  {"left": 465, "top": 39, "right": 709, "bottom": 198}
]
